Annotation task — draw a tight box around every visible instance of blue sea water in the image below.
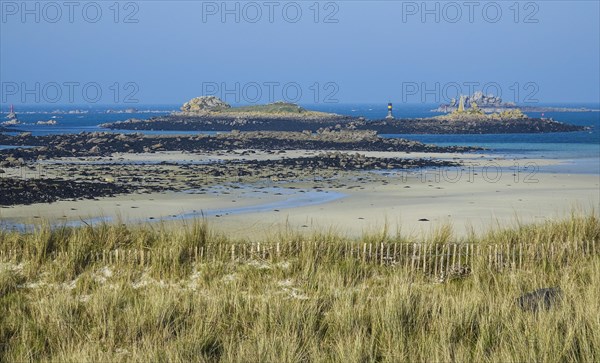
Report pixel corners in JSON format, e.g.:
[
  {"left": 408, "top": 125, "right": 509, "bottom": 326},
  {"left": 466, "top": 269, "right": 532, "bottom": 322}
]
[{"left": 1, "top": 103, "right": 598, "bottom": 174}]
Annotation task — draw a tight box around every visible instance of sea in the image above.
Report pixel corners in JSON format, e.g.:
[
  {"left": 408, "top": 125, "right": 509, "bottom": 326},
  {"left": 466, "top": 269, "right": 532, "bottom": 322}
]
[{"left": 1, "top": 103, "right": 599, "bottom": 175}]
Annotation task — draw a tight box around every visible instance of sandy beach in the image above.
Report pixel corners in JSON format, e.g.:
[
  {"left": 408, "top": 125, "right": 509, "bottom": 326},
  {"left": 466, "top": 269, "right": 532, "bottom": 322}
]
[{"left": 1, "top": 150, "right": 597, "bottom": 239}]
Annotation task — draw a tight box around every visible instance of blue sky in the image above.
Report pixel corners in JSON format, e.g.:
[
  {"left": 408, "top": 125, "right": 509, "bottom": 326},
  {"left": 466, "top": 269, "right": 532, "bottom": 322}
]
[{"left": 1, "top": 1, "right": 599, "bottom": 106}]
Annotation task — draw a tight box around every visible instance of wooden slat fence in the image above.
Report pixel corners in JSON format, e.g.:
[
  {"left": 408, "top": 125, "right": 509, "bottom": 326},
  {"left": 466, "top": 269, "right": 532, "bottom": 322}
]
[{"left": 0, "top": 239, "right": 598, "bottom": 275}]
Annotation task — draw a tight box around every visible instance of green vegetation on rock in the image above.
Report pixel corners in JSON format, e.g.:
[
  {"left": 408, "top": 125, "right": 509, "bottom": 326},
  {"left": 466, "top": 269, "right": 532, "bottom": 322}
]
[
  {"left": 226, "top": 101, "right": 307, "bottom": 114},
  {"left": 179, "top": 97, "right": 336, "bottom": 118}
]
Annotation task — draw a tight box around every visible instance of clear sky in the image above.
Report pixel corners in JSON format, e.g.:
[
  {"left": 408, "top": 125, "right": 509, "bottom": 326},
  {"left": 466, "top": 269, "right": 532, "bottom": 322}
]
[{"left": 1, "top": 0, "right": 599, "bottom": 106}]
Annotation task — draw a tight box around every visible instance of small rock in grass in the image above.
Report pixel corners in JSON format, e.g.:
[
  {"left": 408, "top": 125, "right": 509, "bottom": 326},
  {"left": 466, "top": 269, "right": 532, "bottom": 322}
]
[{"left": 517, "top": 287, "right": 562, "bottom": 312}]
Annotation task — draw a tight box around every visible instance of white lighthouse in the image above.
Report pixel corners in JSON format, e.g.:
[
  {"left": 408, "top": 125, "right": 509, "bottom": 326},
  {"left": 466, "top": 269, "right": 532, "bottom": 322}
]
[{"left": 386, "top": 102, "right": 394, "bottom": 119}]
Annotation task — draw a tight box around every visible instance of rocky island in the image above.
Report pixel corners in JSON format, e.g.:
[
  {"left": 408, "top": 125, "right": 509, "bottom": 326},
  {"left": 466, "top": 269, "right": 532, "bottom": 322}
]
[
  {"left": 434, "top": 91, "right": 599, "bottom": 113},
  {"left": 374, "top": 99, "right": 588, "bottom": 134},
  {"left": 100, "top": 96, "right": 587, "bottom": 134}
]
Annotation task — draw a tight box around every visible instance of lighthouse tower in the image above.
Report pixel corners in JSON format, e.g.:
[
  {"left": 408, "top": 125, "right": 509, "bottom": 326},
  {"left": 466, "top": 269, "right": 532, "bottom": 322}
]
[
  {"left": 386, "top": 102, "right": 394, "bottom": 119},
  {"left": 6, "top": 104, "right": 18, "bottom": 120}
]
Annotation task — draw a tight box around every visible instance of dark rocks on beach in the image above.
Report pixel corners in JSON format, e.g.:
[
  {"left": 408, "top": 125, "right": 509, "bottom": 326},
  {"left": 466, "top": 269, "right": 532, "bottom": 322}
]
[
  {"left": 517, "top": 287, "right": 562, "bottom": 312},
  {"left": 245, "top": 152, "right": 459, "bottom": 173},
  {"left": 0, "top": 130, "right": 473, "bottom": 206},
  {"left": 0, "top": 150, "right": 460, "bottom": 205},
  {"left": 0, "top": 178, "right": 133, "bottom": 206}
]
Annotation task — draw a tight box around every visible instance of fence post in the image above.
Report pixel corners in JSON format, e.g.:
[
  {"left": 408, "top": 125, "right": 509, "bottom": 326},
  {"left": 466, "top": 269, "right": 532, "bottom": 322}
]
[
  {"left": 418, "top": 243, "right": 423, "bottom": 271},
  {"left": 451, "top": 244, "right": 457, "bottom": 268},
  {"left": 586, "top": 239, "right": 591, "bottom": 256},
  {"left": 440, "top": 244, "right": 446, "bottom": 277},
  {"left": 433, "top": 244, "right": 439, "bottom": 275},
  {"left": 466, "top": 243, "right": 471, "bottom": 270},
  {"left": 386, "top": 244, "right": 390, "bottom": 265},
  {"left": 362, "top": 243, "right": 366, "bottom": 262}
]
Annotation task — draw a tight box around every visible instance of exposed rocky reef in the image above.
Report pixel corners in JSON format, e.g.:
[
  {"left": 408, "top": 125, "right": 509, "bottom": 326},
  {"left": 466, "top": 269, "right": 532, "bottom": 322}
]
[
  {"left": 0, "top": 130, "right": 479, "bottom": 167},
  {"left": 0, "top": 127, "right": 471, "bottom": 205},
  {"left": 233, "top": 151, "right": 458, "bottom": 175},
  {"left": 356, "top": 117, "right": 585, "bottom": 134},
  {"left": 102, "top": 116, "right": 587, "bottom": 134},
  {"left": 0, "top": 178, "right": 133, "bottom": 206},
  {"left": 0, "top": 150, "right": 459, "bottom": 206},
  {"left": 102, "top": 114, "right": 586, "bottom": 134}
]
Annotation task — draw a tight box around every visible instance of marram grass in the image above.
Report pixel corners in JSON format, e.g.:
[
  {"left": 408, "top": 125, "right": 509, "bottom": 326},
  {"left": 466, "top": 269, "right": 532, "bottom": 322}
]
[{"left": 0, "top": 213, "right": 599, "bottom": 362}]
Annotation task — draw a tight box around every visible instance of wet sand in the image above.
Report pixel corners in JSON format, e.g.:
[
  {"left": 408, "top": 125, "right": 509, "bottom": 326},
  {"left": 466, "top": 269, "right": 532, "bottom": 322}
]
[{"left": 202, "top": 170, "right": 599, "bottom": 238}]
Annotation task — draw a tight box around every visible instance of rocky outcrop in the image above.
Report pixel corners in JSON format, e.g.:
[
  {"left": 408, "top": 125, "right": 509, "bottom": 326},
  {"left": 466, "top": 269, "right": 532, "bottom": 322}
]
[
  {"left": 436, "top": 91, "right": 508, "bottom": 113},
  {"left": 434, "top": 91, "right": 598, "bottom": 113},
  {"left": 180, "top": 96, "right": 231, "bottom": 113}
]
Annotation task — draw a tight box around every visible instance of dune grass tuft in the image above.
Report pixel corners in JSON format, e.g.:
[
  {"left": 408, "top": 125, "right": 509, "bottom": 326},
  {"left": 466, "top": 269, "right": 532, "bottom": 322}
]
[{"left": 0, "top": 214, "right": 599, "bottom": 362}]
